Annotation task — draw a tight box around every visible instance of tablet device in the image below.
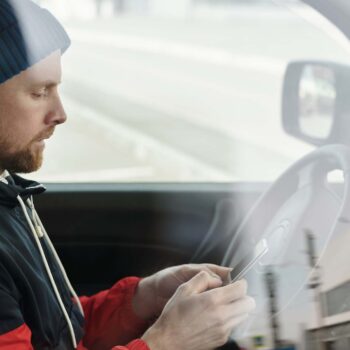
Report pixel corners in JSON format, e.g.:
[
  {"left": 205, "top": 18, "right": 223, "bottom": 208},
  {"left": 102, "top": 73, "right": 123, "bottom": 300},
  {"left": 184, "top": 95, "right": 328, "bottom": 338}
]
[{"left": 229, "top": 238, "right": 269, "bottom": 283}]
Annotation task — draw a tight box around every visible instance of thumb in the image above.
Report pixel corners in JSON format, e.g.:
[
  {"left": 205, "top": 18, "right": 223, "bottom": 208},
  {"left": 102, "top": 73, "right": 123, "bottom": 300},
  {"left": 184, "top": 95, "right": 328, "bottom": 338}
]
[{"left": 180, "top": 271, "right": 223, "bottom": 296}]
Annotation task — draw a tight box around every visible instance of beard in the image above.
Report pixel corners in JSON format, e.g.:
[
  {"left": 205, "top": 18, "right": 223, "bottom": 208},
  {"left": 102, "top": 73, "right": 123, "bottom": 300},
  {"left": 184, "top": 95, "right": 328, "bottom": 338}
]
[
  {"left": 0, "top": 144, "right": 44, "bottom": 174},
  {"left": 0, "top": 127, "right": 54, "bottom": 174}
]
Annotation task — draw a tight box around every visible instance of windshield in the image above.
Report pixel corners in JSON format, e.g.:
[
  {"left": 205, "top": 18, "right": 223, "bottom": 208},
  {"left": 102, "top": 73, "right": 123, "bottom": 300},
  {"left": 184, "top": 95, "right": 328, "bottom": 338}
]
[{"left": 29, "top": 0, "right": 350, "bottom": 183}]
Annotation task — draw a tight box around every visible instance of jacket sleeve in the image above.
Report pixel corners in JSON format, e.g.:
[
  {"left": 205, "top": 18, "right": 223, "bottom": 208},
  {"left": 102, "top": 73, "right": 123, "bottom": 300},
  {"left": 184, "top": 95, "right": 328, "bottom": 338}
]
[
  {"left": 0, "top": 324, "right": 33, "bottom": 350},
  {"left": 0, "top": 266, "right": 150, "bottom": 350},
  {"left": 0, "top": 262, "right": 33, "bottom": 350},
  {"left": 79, "top": 277, "right": 150, "bottom": 350},
  {"left": 111, "top": 339, "right": 150, "bottom": 350}
]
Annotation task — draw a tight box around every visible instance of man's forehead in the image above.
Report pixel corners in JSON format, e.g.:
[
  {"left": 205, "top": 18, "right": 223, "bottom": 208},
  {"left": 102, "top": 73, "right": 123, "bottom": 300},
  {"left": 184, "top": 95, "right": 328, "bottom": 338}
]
[{"left": 22, "top": 50, "right": 62, "bottom": 87}]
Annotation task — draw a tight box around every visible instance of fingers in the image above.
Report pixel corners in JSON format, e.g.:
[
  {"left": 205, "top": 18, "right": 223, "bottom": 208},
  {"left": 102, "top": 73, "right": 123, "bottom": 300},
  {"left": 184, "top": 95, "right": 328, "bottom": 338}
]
[
  {"left": 199, "top": 297, "right": 255, "bottom": 346},
  {"left": 204, "top": 279, "right": 248, "bottom": 304},
  {"left": 180, "top": 264, "right": 232, "bottom": 283},
  {"left": 223, "top": 296, "right": 256, "bottom": 320},
  {"left": 178, "top": 271, "right": 223, "bottom": 295},
  {"left": 226, "top": 313, "right": 249, "bottom": 332},
  {"left": 224, "top": 298, "right": 256, "bottom": 334},
  {"left": 202, "top": 264, "right": 233, "bottom": 281},
  {"left": 211, "top": 297, "right": 255, "bottom": 340}
]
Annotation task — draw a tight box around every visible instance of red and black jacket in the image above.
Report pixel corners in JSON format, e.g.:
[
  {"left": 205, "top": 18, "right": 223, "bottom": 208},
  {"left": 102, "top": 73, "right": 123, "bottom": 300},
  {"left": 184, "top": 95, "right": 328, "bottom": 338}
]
[{"left": 0, "top": 173, "right": 150, "bottom": 350}]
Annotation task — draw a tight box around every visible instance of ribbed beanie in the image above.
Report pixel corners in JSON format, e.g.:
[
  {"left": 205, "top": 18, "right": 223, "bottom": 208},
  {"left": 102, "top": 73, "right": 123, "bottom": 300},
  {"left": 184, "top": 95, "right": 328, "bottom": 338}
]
[{"left": 0, "top": 0, "right": 70, "bottom": 84}]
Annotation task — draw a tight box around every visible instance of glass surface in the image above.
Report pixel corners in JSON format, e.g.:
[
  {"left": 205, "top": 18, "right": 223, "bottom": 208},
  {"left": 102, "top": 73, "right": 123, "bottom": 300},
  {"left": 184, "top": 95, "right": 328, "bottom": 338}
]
[
  {"left": 323, "top": 281, "right": 350, "bottom": 317},
  {"left": 28, "top": 0, "right": 350, "bottom": 183},
  {"left": 299, "top": 65, "right": 336, "bottom": 139},
  {"left": 22, "top": 2, "right": 350, "bottom": 350}
]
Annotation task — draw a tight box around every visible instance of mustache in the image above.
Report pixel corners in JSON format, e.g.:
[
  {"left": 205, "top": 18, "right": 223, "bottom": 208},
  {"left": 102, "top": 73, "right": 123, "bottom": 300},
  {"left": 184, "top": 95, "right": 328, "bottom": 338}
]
[{"left": 33, "top": 128, "right": 55, "bottom": 142}]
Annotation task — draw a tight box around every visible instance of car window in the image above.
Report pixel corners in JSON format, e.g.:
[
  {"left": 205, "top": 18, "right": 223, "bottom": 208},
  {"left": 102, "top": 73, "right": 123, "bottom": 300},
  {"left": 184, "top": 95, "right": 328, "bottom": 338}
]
[{"left": 29, "top": 0, "right": 350, "bottom": 183}]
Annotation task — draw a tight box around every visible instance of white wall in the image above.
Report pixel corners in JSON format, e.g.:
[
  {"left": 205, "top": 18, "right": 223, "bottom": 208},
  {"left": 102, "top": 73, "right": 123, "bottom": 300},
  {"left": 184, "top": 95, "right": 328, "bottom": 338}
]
[
  {"left": 320, "top": 230, "right": 350, "bottom": 292},
  {"left": 313, "top": 230, "right": 350, "bottom": 327}
]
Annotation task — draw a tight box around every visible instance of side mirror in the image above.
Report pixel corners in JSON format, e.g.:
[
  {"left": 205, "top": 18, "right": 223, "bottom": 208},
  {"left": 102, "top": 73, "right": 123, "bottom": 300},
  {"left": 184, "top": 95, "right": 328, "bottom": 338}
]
[{"left": 282, "top": 61, "right": 350, "bottom": 146}]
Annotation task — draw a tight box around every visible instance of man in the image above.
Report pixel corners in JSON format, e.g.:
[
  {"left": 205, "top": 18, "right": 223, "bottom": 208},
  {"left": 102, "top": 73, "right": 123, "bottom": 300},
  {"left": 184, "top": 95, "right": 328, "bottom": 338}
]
[{"left": 0, "top": 1, "right": 255, "bottom": 349}]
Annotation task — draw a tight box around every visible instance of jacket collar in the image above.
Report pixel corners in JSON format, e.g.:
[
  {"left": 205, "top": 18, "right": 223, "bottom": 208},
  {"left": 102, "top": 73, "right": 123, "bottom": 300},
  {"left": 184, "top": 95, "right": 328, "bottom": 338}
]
[{"left": 0, "top": 172, "right": 46, "bottom": 208}]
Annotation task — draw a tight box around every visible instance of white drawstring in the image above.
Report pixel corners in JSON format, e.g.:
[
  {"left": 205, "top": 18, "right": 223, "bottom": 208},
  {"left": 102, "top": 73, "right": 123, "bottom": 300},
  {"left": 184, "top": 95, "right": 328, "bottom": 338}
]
[
  {"left": 27, "top": 196, "right": 84, "bottom": 317},
  {"left": 17, "top": 195, "right": 78, "bottom": 349}
]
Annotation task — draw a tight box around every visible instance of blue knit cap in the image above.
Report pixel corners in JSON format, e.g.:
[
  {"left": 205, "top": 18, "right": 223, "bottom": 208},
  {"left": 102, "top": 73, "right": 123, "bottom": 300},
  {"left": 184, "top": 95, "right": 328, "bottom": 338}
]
[{"left": 0, "top": 0, "right": 70, "bottom": 84}]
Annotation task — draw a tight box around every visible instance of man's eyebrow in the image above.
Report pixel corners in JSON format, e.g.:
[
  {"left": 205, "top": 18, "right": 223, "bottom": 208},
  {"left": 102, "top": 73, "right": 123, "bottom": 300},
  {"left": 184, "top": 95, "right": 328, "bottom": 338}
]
[{"left": 31, "top": 80, "right": 61, "bottom": 89}]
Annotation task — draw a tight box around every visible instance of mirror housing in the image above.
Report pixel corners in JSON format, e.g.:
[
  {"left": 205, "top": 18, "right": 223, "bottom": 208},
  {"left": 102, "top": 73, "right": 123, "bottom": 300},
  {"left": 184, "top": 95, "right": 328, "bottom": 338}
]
[{"left": 282, "top": 60, "right": 350, "bottom": 146}]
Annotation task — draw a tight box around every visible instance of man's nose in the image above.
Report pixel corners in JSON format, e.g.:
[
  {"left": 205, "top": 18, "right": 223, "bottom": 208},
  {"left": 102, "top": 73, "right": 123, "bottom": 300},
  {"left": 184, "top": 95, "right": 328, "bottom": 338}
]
[{"left": 46, "top": 95, "right": 67, "bottom": 125}]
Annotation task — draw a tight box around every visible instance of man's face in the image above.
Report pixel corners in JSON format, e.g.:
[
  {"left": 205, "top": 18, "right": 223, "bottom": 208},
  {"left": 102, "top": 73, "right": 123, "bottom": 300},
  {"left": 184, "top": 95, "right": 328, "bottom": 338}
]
[{"left": 0, "top": 50, "right": 66, "bottom": 174}]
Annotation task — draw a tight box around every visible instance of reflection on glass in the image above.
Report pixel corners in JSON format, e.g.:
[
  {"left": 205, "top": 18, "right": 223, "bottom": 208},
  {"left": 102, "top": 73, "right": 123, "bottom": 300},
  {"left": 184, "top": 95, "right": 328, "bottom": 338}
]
[
  {"left": 299, "top": 65, "right": 336, "bottom": 139},
  {"left": 227, "top": 173, "right": 350, "bottom": 350}
]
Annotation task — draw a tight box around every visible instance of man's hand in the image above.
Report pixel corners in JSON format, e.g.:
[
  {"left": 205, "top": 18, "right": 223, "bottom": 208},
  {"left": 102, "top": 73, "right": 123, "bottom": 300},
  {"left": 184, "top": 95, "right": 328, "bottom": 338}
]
[
  {"left": 141, "top": 272, "right": 255, "bottom": 350},
  {"left": 132, "top": 264, "right": 232, "bottom": 321}
]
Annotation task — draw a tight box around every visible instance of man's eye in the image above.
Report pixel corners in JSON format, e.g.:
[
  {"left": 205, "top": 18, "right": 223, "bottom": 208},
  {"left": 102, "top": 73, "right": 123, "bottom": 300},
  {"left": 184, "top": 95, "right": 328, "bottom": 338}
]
[{"left": 32, "top": 91, "right": 48, "bottom": 99}]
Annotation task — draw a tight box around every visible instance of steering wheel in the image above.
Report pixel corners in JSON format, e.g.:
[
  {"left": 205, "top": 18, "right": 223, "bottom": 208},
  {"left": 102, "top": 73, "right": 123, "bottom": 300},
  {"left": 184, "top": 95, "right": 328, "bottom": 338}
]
[{"left": 221, "top": 144, "right": 350, "bottom": 336}]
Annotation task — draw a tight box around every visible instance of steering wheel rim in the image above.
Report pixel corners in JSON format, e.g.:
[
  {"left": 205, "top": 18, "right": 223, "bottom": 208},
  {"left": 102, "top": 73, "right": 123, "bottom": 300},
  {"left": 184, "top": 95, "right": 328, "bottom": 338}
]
[
  {"left": 222, "top": 144, "right": 350, "bottom": 267},
  {"left": 221, "top": 144, "right": 350, "bottom": 340}
]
